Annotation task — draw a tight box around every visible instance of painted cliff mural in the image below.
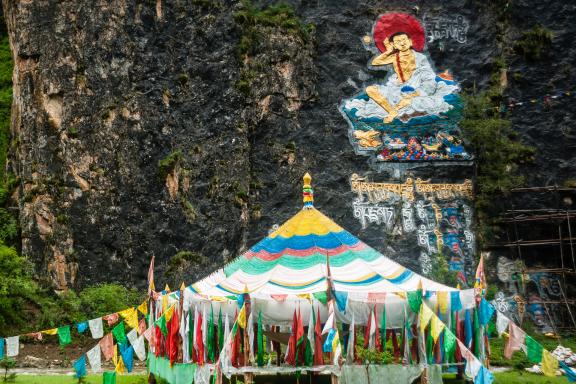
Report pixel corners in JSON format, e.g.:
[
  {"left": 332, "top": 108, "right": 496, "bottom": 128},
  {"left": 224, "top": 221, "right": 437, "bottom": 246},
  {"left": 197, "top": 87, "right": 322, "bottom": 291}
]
[{"left": 340, "top": 13, "right": 471, "bottom": 170}]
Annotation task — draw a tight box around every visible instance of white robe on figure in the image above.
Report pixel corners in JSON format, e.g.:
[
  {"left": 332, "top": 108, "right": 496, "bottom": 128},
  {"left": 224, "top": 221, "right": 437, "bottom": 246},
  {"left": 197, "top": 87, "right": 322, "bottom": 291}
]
[{"left": 345, "top": 51, "right": 458, "bottom": 120}]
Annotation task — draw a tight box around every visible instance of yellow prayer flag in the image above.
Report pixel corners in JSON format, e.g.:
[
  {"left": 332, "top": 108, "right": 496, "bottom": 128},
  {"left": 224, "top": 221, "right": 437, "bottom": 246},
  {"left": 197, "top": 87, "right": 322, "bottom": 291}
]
[
  {"left": 419, "top": 303, "right": 434, "bottom": 332},
  {"left": 165, "top": 305, "right": 175, "bottom": 322},
  {"left": 112, "top": 344, "right": 118, "bottom": 366},
  {"left": 123, "top": 308, "right": 139, "bottom": 329},
  {"left": 162, "top": 294, "right": 168, "bottom": 313},
  {"left": 237, "top": 304, "right": 247, "bottom": 329},
  {"left": 430, "top": 314, "right": 445, "bottom": 342},
  {"left": 297, "top": 294, "right": 311, "bottom": 301},
  {"left": 115, "top": 355, "right": 126, "bottom": 374},
  {"left": 164, "top": 284, "right": 170, "bottom": 292},
  {"left": 541, "top": 349, "right": 559, "bottom": 377},
  {"left": 180, "top": 282, "right": 186, "bottom": 291},
  {"left": 42, "top": 328, "right": 58, "bottom": 335},
  {"left": 438, "top": 291, "right": 448, "bottom": 314},
  {"left": 137, "top": 301, "right": 148, "bottom": 315}
]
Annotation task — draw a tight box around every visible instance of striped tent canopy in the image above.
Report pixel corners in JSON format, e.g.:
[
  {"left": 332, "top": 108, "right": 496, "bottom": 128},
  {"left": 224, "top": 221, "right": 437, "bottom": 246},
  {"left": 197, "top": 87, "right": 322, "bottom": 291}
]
[{"left": 191, "top": 173, "right": 456, "bottom": 297}]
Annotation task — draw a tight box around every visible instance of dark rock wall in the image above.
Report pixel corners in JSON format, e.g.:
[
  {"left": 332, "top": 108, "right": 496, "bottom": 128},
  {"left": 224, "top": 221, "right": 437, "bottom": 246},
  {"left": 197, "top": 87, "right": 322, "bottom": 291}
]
[{"left": 2, "top": 0, "right": 574, "bottom": 289}]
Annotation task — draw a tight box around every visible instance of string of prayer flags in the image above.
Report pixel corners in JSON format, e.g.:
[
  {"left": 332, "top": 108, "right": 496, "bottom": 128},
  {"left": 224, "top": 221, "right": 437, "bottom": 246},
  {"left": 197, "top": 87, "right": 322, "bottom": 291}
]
[
  {"left": 86, "top": 344, "right": 102, "bottom": 373},
  {"left": 112, "top": 322, "right": 127, "bottom": 344},
  {"left": 76, "top": 321, "right": 88, "bottom": 334},
  {"left": 6, "top": 336, "right": 19, "bottom": 357},
  {"left": 103, "top": 372, "right": 117, "bottom": 384},
  {"left": 89, "top": 317, "right": 104, "bottom": 339},
  {"left": 99, "top": 333, "right": 114, "bottom": 361},
  {"left": 73, "top": 355, "right": 87, "bottom": 378},
  {"left": 58, "top": 326, "right": 72, "bottom": 346}
]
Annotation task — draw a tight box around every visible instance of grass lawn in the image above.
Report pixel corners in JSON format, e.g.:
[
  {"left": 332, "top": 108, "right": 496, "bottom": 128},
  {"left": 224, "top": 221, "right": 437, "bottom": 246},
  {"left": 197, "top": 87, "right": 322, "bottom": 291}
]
[{"left": 9, "top": 374, "right": 147, "bottom": 384}]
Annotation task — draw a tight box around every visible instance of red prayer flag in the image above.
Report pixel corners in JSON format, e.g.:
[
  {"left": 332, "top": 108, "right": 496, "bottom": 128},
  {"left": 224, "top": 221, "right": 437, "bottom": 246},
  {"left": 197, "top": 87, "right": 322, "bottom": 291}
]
[
  {"left": 196, "top": 311, "right": 204, "bottom": 365},
  {"left": 286, "top": 310, "right": 297, "bottom": 366},
  {"left": 314, "top": 307, "right": 323, "bottom": 365},
  {"left": 168, "top": 308, "right": 180, "bottom": 366},
  {"left": 99, "top": 333, "right": 114, "bottom": 361}
]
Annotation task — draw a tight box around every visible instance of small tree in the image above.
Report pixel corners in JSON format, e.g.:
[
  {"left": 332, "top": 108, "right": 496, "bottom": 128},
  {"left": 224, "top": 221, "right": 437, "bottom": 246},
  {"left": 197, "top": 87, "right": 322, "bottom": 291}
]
[{"left": 0, "top": 357, "right": 16, "bottom": 383}]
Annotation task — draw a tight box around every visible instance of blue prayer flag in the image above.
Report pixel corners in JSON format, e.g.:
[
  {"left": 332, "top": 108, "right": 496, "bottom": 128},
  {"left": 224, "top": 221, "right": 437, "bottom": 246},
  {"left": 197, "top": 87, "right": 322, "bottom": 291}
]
[
  {"left": 73, "top": 355, "right": 87, "bottom": 378},
  {"left": 121, "top": 345, "right": 134, "bottom": 373},
  {"left": 464, "top": 309, "right": 473, "bottom": 348},
  {"left": 450, "top": 291, "right": 462, "bottom": 311},
  {"left": 478, "top": 298, "right": 495, "bottom": 326},
  {"left": 323, "top": 328, "right": 336, "bottom": 353},
  {"left": 334, "top": 291, "right": 348, "bottom": 313},
  {"left": 0, "top": 338, "right": 4, "bottom": 359},
  {"left": 561, "top": 361, "right": 576, "bottom": 383},
  {"left": 76, "top": 321, "right": 88, "bottom": 334},
  {"left": 474, "top": 366, "right": 494, "bottom": 384}
]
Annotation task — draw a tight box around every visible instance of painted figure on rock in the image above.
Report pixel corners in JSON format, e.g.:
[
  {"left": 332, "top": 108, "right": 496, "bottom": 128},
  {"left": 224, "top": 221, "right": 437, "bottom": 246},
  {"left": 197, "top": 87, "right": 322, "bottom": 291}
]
[{"left": 340, "top": 13, "right": 471, "bottom": 165}]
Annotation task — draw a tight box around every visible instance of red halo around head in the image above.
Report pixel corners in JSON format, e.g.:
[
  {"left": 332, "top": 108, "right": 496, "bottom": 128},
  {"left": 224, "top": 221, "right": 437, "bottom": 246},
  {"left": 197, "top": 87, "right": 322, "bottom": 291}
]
[{"left": 373, "top": 13, "right": 425, "bottom": 52}]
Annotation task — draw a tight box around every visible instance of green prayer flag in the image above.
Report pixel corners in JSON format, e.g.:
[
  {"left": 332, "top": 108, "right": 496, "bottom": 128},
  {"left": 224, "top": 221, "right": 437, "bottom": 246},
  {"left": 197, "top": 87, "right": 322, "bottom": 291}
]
[
  {"left": 473, "top": 308, "right": 481, "bottom": 357},
  {"left": 407, "top": 290, "right": 422, "bottom": 313},
  {"left": 449, "top": 311, "right": 457, "bottom": 363},
  {"left": 426, "top": 330, "right": 434, "bottom": 364},
  {"left": 380, "top": 306, "right": 387, "bottom": 347},
  {"left": 154, "top": 315, "right": 168, "bottom": 336},
  {"left": 103, "top": 371, "right": 116, "bottom": 384},
  {"left": 304, "top": 339, "right": 313, "bottom": 366},
  {"left": 112, "top": 322, "right": 127, "bottom": 344},
  {"left": 188, "top": 312, "right": 194, "bottom": 359},
  {"left": 444, "top": 328, "right": 456, "bottom": 357},
  {"left": 208, "top": 307, "right": 215, "bottom": 362},
  {"left": 218, "top": 309, "right": 224, "bottom": 354},
  {"left": 57, "top": 325, "right": 72, "bottom": 346},
  {"left": 257, "top": 311, "right": 264, "bottom": 367},
  {"left": 526, "top": 335, "right": 543, "bottom": 363},
  {"left": 313, "top": 291, "right": 327, "bottom": 305}
]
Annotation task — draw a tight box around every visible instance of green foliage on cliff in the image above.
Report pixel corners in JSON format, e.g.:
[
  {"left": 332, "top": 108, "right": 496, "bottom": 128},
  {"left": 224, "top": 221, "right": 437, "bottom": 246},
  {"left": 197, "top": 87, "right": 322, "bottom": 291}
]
[
  {"left": 461, "top": 91, "right": 535, "bottom": 242},
  {"left": 0, "top": 36, "right": 11, "bottom": 183},
  {"left": 514, "top": 25, "right": 553, "bottom": 60}
]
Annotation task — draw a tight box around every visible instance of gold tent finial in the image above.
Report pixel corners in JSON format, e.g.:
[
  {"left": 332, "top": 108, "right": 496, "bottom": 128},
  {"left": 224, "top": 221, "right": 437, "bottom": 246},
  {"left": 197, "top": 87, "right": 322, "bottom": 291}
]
[{"left": 303, "top": 172, "right": 314, "bottom": 209}]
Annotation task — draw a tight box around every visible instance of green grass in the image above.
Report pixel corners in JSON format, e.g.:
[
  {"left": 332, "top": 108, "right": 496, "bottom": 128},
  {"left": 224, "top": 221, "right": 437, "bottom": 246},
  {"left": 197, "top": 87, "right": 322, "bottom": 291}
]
[
  {"left": 493, "top": 371, "right": 569, "bottom": 383},
  {"left": 10, "top": 374, "right": 147, "bottom": 384}
]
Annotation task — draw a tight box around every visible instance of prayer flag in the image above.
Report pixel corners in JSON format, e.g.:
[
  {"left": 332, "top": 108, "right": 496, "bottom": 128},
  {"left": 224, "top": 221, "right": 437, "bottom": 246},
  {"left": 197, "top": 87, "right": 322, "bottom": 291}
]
[
  {"left": 133, "top": 336, "right": 146, "bottom": 361},
  {"left": 168, "top": 308, "right": 180, "bottom": 366},
  {"left": 464, "top": 309, "right": 473, "bottom": 348},
  {"left": 541, "top": 349, "right": 559, "bottom": 377},
  {"left": 73, "top": 355, "right": 87, "bottom": 378},
  {"left": 286, "top": 310, "right": 297, "bottom": 365},
  {"left": 99, "top": 333, "right": 114, "bottom": 361},
  {"left": 86, "top": 344, "right": 102, "bottom": 373},
  {"left": 207, "top": 307, "right": 215, "bottom": 362},
  {"left": 496, "top": 311, "right": 509, "bottom": 337},
  {"left": 380, "top": 305, "right": 387, "bottom": 350},
  {"left": 121, "top": 346, "right": 134, "bottom": 373},
  {"left": 474, "top": 365, "right": 494, "bottom": 384},
  {"left": 148, "top": 255, "right": 155, "bottom": 294},
  {"left": 334, "top": 291, "right": 348, "bottom": 313},
  {"left": 451, "top": 291, "right": 462, "bottom": 312},
  {"left": 438, "top": 292, "right": 448, "bottom": 315},
  {"left": 444, "top": 328, "right": 457, "bottom": 357},
  {"left": 346, "top": 312, "right": 355, "bottom": 364},
  {"left": 419, "top": 303, "right": 434, "bottom": 332},
  {"left": 0, "top": 338, "right": 4, "bottom": 359},
  {"left": 474, "top": 254, "right": 487, "bottom": 298},
  {"left": 525, "top": 335, "right": 543, "bottom": 363},
  {"left": 114, "top": 355, "right": 126, "bottom": 374},
  {"left": 237, "top": 304, "right": 247, "bottom": 329},
  {"left": 478, "top": 298, "right": 495, "bottom": 326},
  {"left": 76, "top": 322, "right": 88, "bottom": 334},
  {"left": 137, "top": 301, "right": 148, "bottom": 315},
  {"left": 89, "top": 317, "right": 104, "bottom": 339},
  {"left": 196, "top": 309, "right": 204, "bottom": 365},
  {"left": 247, "top": 311, "right": 255, "bottom": 364},
  {"left": 296, "top": 309, "right": 305, "bottom": 348},
  {"left": 112, "top": 322, "right": 127, "bottom": 344},
  {"left": 504, "top": 322, "right": 526, "bottom": 359},
  {"left": 314, "top": 307, "right": 323, "bottom": 365},
  {"left": 218, "top": 309, "right": 224, "bottom": 357},
  {"left": 257, "top": 311, "right": 264, "bottom": 367},
  {"left": 430, "top": 313, "right": 444, "bottom": 342},
  {"left": 407, "top": 288, "right": 423, "bottom": 313},
  {"left": 103, "top": 313, "right": 119, "bottom": 327},
  {"left": 57, "top": 326, "right": 71, "bottom": 346},
  {"left": 119, "top": 307, "right": 139, "bottom": 330},
  {"left": 6, "top": 336, "right": 18, "bottom": 357},
  {"left": 126, "top": 329, "right": 138, "bottom": 347},
  {"left": 42, "top": 328, "right": 58, "bottom": 335},
  {"left": 103, "top": 372, "right": 116, "bottom": 384}
]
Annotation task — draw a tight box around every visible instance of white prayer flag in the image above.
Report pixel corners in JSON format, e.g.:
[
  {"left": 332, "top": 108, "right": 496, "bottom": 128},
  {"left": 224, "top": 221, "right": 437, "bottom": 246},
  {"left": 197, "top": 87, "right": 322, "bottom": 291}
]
[
  {"left": 496, "top": 311, "right": 510, "bottom": 337},
  {"left": 6, "top": 336, "right": 19, "bottom": 357},
  {"left": 132, "top": 335, "right": 147, "bottom": 361},
  {"left": 86, "top": 344, "right": 101, "bottom": 373},
  {"left": 89, "top": 318, "right": 104, "bottom": 339},
  {"left": 126, "top": 329, "right": 138, "bottom": 347}
]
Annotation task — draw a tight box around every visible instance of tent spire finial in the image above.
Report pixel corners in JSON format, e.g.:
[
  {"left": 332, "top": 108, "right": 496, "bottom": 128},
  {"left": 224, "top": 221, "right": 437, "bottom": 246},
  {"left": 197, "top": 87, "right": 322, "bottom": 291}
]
[{"left": 303, "top": 172, "right": 314, "bottom": 209}]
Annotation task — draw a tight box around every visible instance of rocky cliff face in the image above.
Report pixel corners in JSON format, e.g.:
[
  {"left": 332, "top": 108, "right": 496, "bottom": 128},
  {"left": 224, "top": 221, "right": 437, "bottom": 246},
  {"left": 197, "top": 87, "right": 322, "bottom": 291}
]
[{"left": 2, "top": 0, "right": 574, "bottom": 290}]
